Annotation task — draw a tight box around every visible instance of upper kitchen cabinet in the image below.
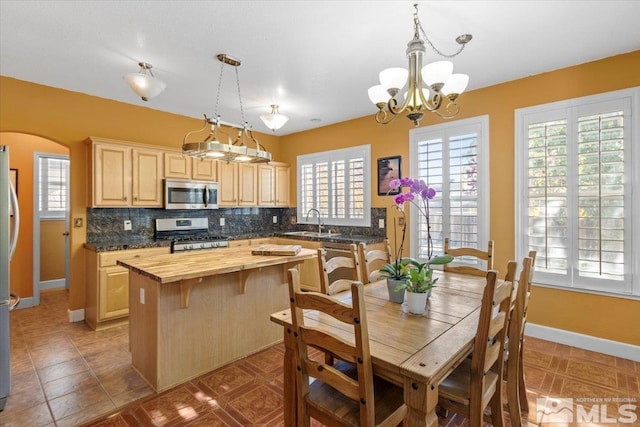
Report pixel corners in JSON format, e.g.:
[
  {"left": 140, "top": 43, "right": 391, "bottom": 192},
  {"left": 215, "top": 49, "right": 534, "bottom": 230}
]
[
  {"left": 192, "top": 158, "right": 218, "bottom": 181},
  {"left": 164, "top": 153, "right": 218, "bottom": 181},
  {"left": 163, "top": 152, "right": 192, "bottom": 179},
  {"left": 258, "top": 162, "right": 290, "bottom": 207},
  {"left": 87, "top": 137, "right": 163, "bottom": 208},
  {"left": 218, "top": 162, "right": 257, "bottom": 206}
]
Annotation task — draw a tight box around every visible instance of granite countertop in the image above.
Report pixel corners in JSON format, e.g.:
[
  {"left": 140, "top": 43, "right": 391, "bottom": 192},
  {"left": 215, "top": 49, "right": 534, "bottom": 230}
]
[{"left": 85, "top": 232, "right": 384, "bottom": 253}]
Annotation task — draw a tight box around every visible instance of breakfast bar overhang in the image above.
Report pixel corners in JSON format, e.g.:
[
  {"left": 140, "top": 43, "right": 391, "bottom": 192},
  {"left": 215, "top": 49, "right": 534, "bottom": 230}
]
[{"left": 117, "top": 246, "right": 316, "bottom": 391}]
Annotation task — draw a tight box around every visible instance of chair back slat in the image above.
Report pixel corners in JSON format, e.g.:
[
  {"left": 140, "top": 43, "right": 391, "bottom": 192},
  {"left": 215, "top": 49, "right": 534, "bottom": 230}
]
[
  {"left": 299, "top": 327, "right": 358, "bottom": 364},
  {"left": 358, "top": 240, "right": 393, "bottom": 284},
  {"left": 317, "top": 244, "right": 362, "bottom": 295},
  {"left": 444, "top": 238, "right": 495, "bottom": 277}
]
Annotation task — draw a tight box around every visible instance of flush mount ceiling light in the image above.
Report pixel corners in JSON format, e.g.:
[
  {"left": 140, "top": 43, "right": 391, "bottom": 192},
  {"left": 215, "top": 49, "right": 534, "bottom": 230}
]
[
  {"left": 182, "top": 54, "right": 272, "bottom": 163},
  {"left": 123, "top": 62, "right": 166, "bottom": 101},
  {"left": 260, "top": 104, "right": 289, "bottom": 132},
  {"left": 368, "top": 3, "right": 472, "bottom": 126}
]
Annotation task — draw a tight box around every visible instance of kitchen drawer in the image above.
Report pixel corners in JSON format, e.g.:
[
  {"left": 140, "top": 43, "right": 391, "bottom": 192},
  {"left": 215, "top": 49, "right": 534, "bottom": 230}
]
[{"left": 98, "top": 247, "right": 169, "bottom": 267}]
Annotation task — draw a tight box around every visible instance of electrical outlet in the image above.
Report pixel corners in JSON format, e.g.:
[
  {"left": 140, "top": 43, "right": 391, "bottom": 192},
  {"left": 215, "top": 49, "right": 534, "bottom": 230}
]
[
  {"left": 272, "top": 215, "right": 278, "bottom": 224},
  {"left": 219, "top": 217, "right": 225, "bottom": 226},
  {"left": 73, "top": 218, "right": 83, "bottom": 228},
  {"left": 378, "top": 219, "right": 385, "bottom": 228},
  {"left": 139, "top": 288, "right": 145, "bottom": 304},
  {"left": 124, "top": 220, "right": 132, "bottom": 231},
  {"left": 291, "top": 216, "right": 297, "bottom": 224}
]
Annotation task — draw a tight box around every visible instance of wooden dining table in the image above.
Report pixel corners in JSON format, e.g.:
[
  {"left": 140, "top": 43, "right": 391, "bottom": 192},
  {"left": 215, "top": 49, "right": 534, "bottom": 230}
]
[{"left": 270, "top": 270, "right": 488, "bottom": 427}]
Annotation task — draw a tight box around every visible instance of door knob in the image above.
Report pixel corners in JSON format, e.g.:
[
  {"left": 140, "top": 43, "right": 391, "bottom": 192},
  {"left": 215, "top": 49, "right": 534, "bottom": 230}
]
[{"left": 62, "top": 232, "right": 70, "bottom": 236}]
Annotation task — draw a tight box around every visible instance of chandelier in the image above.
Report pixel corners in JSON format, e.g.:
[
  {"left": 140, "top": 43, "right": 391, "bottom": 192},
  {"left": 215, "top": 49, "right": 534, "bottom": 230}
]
[
  {"left": 368, "top": 4, "right": 472, "bottom": 126},
  {"left": 182, "top": 54, "right": 272, "bottom": 163}
]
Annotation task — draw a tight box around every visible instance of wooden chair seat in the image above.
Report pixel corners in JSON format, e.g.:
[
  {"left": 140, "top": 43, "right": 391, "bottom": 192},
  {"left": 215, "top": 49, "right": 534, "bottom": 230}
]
[
  {"left": 307, "top": 361, "right": 406, "bottom": 427},
  {"left": 439, "top": 358, "right": 499, "bottom": 407}
]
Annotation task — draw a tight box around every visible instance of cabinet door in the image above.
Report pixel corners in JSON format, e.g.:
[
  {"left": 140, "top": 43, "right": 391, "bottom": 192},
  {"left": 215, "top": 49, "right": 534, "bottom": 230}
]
[
  {"left": 275, "top": 165, "right": 290, "bottom": 207},
  {"left": 218, "top": 162, "right": 238, "bottom": 206},
  {"left": 192, "top": 158, "right": 218, "bottom": 181},
  {"left": 99, "top": 265, "right": 130, "bottom": 321},
  {"left": 93, "top": 143, "right": 130, "bottom": 206},
  {"left": 164, "top": 152, "right": 191, "bottom": 179},
  {"left": 238, "top": 163, "right": 257, "bottom": 206},
  {"left": 132, "top": 148, "right": 163, "bottom": 207},
  {"left": 258, "top": 164, "right": 275, "bottom": 206}
]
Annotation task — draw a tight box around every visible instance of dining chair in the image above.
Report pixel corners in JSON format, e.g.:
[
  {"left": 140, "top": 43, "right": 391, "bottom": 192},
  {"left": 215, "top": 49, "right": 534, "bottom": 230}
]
[
  {"left": 516, "top": 251, "right": 537, "bottom": 414},
  {"left": 443, "top": 238, "right": 494, "bottom": 277},
  {"left": 437, "top": 270, "right": 514, "bottom": 427},
  {"left": 317, "top": 244, "right": 362, "bottom": 295},
  {"left": 286, "top": 268, "right": 408, "bottom": 426},
  {"left": 357, "top": 240, "right": 393, "bottom": 285},
  {"left": 502, "top": 254, "right": 533, "bottom": 427}
]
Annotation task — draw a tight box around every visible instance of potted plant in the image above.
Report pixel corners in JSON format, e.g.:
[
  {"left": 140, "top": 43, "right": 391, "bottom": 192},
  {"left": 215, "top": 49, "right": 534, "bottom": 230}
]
[
  {"left": 395, "top": 256, "right": 454, "bottom": 314},
  {"left": 379, "top": 257, "right": 411, "bottom": 303}
]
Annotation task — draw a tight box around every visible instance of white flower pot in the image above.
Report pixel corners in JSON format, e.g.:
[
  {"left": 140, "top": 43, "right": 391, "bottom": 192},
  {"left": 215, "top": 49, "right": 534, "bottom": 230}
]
[{"left": 406, "top": 291, "right": 429, "bottom": 315}]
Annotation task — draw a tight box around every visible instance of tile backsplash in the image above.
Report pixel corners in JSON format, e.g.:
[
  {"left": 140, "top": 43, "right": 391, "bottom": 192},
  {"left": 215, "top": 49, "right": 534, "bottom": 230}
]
[{"left": 86, "top": 207, "right": 386, "bottom": 243}]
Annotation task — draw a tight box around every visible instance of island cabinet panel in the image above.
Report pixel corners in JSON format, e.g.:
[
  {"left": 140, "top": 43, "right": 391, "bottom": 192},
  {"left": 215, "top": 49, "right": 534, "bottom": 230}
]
[{"left": 128, "top": 264, "right": 292, "bottom": 391}]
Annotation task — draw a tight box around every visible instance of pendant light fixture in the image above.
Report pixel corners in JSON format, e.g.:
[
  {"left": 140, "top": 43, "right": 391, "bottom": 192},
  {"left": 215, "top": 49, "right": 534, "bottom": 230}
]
[
  {"left": 260, "top": 104, "right": 289, "bottom": 132},
  {"left": 123, "top": 62, "right": 166, "bottom": 101},
  {"left": 368, "top": 4, "right": 472, "bottom": 126},
  {"left": 182, "top": 54, "right": 272, "bottom": 163}
]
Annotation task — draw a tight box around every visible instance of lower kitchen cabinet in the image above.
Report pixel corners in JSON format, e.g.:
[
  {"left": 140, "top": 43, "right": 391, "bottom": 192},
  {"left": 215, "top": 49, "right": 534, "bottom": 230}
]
[
  {"left": 272, "top": 237, "right": 322, "bottom": 291},
  {"left": 85, "top": 246, "right": 169, "bottom": 330}
]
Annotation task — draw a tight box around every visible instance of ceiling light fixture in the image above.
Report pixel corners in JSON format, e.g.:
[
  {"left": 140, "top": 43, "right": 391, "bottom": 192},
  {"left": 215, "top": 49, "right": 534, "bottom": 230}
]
[
  {"left": 182, "top": 54, "right": 272, "bottom": 163},
  {"left": 368, "top": 3, "right": 472, "bottom": 126},
  {"left": 123, "top": 62, "right": 166, "bottom": 101},
  {"left": 260, "top": 104, "right": 289, "bottom": 132}
]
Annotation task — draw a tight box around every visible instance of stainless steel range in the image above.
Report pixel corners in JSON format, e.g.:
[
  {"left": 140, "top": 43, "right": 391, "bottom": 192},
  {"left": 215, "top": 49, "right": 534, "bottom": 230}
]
[{"left": 155, "top": 217, "right": 229, "bottom": 253}]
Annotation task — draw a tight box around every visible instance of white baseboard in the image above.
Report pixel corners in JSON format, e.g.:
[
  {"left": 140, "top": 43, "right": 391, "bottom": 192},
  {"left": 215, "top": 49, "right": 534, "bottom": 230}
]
[
  {"left": 39, "top": 279, "right": 65, "bottom": 290},
  {"left": 11, "top": 296, "right": 34, "bottom": 309},
  {"left": 525, "top": 323, "right": 640, "bottom": 362},
  {"left": 67, "top": 308, "right": 85, "bottom": 323}
]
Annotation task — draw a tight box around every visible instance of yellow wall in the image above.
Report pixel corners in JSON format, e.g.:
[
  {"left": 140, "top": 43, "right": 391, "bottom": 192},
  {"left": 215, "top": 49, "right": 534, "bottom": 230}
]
[
  {"left": 1, "top": 51, "right": 638, "bottom": 345},
  {"left": 0, "top": 133, "right": 68, "bottom": 298}
]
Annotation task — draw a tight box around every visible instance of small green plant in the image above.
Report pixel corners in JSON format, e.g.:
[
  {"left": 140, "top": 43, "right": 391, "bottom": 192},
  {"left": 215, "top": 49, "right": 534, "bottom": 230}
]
[
  {"left": 394, "top": 255, "right": 454, "bottom": 293},
  {"left": 379, "top": 257, "right": 412, "bottom": 281}
]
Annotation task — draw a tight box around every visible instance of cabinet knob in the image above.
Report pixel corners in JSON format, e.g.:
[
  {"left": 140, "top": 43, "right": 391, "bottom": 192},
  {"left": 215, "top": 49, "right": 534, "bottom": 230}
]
[
  {"left": 134, "top": 196, "right": 138, "bottom": 201},
  {"left": 122, "top": 197, "right": 126, "bottom": 201}
]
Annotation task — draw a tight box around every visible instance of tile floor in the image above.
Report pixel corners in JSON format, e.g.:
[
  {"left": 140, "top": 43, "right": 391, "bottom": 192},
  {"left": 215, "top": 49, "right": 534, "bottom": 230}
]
[{"left": 1, "top": 289, "right": 638, "bottom": 426}]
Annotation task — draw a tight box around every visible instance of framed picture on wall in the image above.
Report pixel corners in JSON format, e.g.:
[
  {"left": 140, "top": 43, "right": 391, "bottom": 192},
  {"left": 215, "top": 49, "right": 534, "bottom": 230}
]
[
  {"left": 9, "top": 168, "right": 17, "bottom": 216},
  {"left": 377, "top": 156, "right": 401, "bottom": 196}
]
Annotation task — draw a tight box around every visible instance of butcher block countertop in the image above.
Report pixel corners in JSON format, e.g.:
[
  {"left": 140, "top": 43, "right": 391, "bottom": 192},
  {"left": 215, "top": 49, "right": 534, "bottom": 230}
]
[{"left": 117, "top": 246, "right": 317, "bottom": 285}]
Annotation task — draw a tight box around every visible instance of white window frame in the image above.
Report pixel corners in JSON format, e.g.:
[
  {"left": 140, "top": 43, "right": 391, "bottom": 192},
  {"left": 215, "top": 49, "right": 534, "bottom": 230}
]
[
  {"left": 515, "top": 87, "right": 640, "bottom": 298},
  {"left": 409, "top": 115, "right": 490, "bottom": 263},
  {"left": 297, "top": 145, "right": 371, "bottom": 227},
  {"left": 37, "top": 154, "right": 70, "bottom": 220}
]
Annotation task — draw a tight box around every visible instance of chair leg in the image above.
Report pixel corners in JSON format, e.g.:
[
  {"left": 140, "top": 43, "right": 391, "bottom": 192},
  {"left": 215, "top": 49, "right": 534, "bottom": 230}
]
[
  {"left": 489, "top": 385, "right": 505, "bottom": 427},
  {"left": 507, "top": 373, "right": 522, "bottom": 427},
  {"left": 518, "top": 346, "right": 529, "bottom": 413}
]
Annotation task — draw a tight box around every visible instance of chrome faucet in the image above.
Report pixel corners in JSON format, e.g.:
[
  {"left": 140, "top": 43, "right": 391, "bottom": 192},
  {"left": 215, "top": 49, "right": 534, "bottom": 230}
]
[{"left": 305, "top": 208, "right": 323, "bottom": 234}]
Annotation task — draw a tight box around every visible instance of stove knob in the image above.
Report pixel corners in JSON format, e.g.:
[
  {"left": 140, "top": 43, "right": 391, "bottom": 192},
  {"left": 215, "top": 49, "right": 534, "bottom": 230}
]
[
  {"left": 212, "top": 242, "right": 219, "bottom": 248},
  {"left": 200, "top": 243, "right": 205, "bottom": 249},
  {"left": 188, "top": 244, "right": 193, "bottom": 250}
]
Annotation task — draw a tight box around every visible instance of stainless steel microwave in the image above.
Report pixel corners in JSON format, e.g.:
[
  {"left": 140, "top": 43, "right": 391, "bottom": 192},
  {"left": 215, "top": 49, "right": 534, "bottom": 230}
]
[{"left": 164, "top": 179, "right": 219, "bottom": 209}]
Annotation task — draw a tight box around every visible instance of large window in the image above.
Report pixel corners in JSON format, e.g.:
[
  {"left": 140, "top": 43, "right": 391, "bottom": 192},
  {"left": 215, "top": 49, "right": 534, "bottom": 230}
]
[
  {"left": 297, "top": 145, "right": 371, "bottom": 227},
  {"left": 515, "top": 88, "right": 639, "bottom": 297},
  {"left": 38, "top": 155, "right": 69, "bottom": 219},
  {"left": 409, "top": 116, "right": 489, "bottom": 263}
]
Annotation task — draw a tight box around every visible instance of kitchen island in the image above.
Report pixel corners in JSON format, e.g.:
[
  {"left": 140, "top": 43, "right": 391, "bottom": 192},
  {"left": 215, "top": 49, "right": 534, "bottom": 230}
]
[{"left": 117, "top": 245, "right": 316, "bottom": 391}]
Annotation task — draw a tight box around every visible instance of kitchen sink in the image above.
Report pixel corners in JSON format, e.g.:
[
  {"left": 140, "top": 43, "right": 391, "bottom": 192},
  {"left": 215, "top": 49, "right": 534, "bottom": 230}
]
[{"left": 283, "top": 231, "right": 341, "bottom": 238}]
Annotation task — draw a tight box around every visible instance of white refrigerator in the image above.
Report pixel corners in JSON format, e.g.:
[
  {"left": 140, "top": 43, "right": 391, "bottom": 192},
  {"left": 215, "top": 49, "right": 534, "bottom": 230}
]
[{"left": 0, "top": 145, "right": 20, "bottom": 412}]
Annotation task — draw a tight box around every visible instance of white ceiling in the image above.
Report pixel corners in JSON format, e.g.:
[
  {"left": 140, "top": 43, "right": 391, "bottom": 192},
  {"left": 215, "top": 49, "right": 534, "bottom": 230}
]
[{"left": 1, "top": 1, "right": 639, "bottom": 135}]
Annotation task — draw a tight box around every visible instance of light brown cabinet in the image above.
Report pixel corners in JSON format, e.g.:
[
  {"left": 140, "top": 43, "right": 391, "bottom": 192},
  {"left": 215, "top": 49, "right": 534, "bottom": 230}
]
[
  {"left": 272, "top": 237, "right": 322, "bottom": 291},
  {"left": 218, "top": 162, "right": 257, "bottom": 206},
  {"left": 164, "top": 153, "right": 218, "bottom": 181},
  {"left": 192, "top": 158, "right": 218, "bottom": 180},
  {"left": 258, "top": 163, "right": 290, "bottom": 207},
  {"left": 88, "top": 138, "right": 163, "bottom": 207},
  {"left": 85, "top": 246, "right": 170, "bottom": 330}
]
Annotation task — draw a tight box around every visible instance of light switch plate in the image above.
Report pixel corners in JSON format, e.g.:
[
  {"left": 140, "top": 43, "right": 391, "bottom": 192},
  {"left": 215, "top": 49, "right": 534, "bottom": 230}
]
[
  {"left": 272, "top": 215, "right": 278, "bottom": 224},
  {"left": 378, "top": 219, "right": 385, "bottom": 228},
  {"left": 219, "top": 218, "right": 225, "bottom": 226},
  {"left": 73, "top": 218, "right": 83, "bottom": 228},
  {"left": 124, "top": 220, "right": 132, "bottom": 231},
  {"left": 139, "top": 288, "right": 145, "bottom": 304}
]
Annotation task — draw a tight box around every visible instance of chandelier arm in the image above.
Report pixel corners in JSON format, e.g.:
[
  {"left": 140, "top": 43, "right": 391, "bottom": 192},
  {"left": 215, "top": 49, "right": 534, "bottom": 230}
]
[
  {"left": 375, "top": 109, "right": 400, "bottom": 125},
  {"left": 417, "top": 22, "right": 468, "bottom": 58}
]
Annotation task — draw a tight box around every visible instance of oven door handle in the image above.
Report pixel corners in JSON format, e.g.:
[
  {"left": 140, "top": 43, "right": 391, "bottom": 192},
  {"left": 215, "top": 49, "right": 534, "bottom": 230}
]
[{"left": 203, "top": 186, "right": 209, "bottom": 208}]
